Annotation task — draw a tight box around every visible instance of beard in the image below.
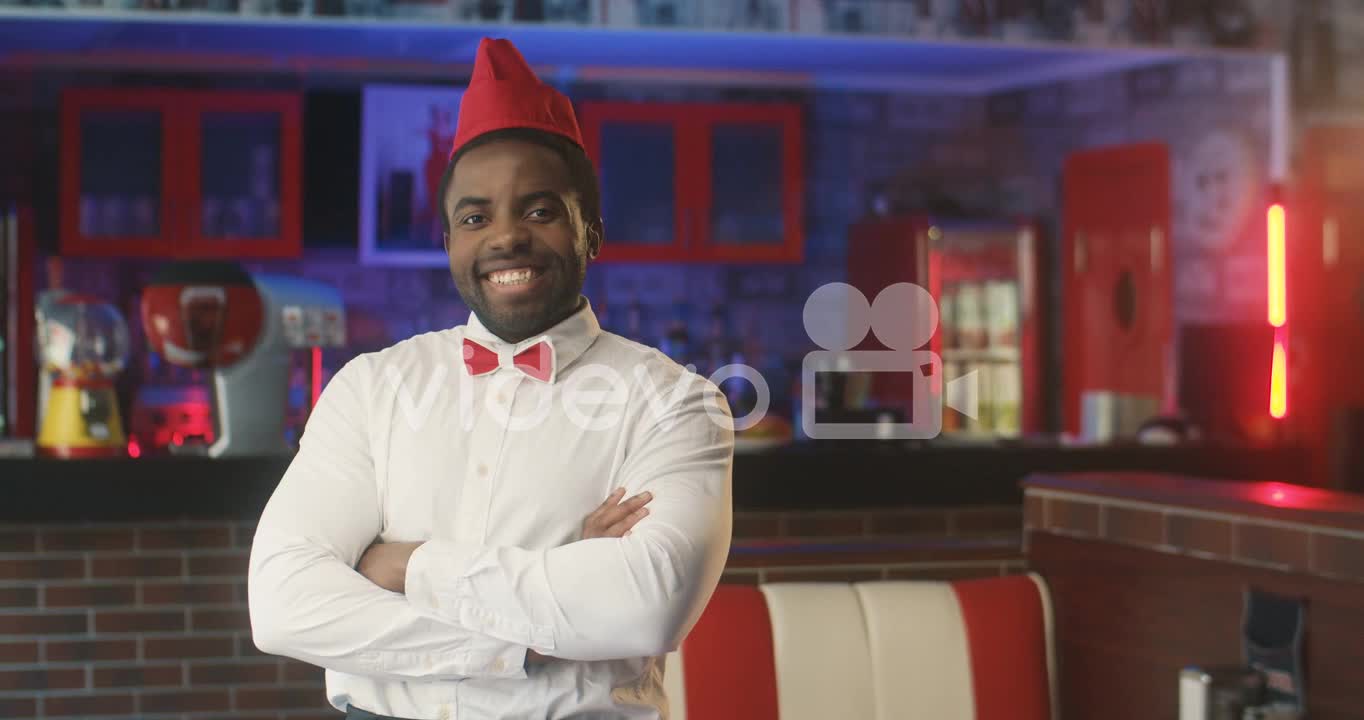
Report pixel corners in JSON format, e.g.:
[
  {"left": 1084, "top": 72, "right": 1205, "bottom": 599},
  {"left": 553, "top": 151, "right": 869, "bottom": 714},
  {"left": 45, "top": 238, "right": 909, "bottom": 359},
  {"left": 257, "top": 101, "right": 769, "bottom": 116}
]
[{"left": 452, "top": 246, "right": 586, "bottom": 344}]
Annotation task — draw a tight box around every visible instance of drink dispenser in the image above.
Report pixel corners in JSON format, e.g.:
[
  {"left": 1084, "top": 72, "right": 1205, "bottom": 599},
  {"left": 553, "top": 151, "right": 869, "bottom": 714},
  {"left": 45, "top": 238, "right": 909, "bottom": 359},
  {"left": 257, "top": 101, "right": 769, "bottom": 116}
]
[{"left": 141, "top": 261, "right": 345, "bottom": 457}]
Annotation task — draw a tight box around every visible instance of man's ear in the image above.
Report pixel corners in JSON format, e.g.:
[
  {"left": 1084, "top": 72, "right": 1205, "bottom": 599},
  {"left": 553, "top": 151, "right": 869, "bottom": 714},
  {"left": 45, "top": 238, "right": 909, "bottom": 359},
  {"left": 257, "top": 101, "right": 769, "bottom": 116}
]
[
  {"left": 442, "top": 232, "right": 450, "bottom": 254},
  {"left": 586, "top": 217, "right": 604, "bottom": 260}
]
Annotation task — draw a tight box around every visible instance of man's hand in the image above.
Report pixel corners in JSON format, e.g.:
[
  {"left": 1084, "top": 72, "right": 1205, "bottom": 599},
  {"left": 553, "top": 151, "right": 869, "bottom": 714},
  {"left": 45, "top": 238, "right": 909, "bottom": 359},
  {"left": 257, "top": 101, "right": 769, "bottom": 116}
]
[
  {"left": 582, "top": 488, "right": 653, "bottom": 540},
  {"left": 356, "top": 541, "right": 423, "bottom": 593}
]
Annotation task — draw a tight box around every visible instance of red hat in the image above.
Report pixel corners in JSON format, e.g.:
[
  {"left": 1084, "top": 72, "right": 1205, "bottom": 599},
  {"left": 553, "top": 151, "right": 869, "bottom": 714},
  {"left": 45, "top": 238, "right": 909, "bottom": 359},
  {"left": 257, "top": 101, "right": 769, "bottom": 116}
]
[{"left": 450, "top": 38, "right": 584, "bottom": 158}]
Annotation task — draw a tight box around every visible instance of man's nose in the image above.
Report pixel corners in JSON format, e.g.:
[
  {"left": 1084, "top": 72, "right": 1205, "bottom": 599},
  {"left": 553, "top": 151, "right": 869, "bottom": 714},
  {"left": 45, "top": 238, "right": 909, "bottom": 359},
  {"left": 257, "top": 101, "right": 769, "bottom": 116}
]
[{"left": 486, "top": 216, "right": 532, "bottom": 253}]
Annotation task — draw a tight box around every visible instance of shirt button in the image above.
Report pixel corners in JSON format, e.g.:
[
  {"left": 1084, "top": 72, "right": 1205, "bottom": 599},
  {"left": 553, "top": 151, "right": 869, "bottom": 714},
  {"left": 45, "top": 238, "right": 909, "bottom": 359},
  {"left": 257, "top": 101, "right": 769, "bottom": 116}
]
[
  {"left": 437, "top": 707, "right": 450, "bottom": 720},
  {"left": 497, "top": 392, "right": 507, "bottom": 404},
  {"left": 492, "top": 658, "right": 506, "bottom": 672},
  {"left": 477, "top": 464, "right": 488, "bottom": 477}
]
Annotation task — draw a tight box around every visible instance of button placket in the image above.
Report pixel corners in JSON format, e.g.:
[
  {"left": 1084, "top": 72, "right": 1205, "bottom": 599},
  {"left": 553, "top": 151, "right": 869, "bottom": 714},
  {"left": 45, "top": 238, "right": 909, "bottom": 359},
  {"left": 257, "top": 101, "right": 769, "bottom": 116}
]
[
  {"left": 453, "top": 373, "right": 494, "bottom": 545},
  {"left": 456, "top": 371, "right": 520, "bottom": 545},
  {"left": 478, "top": 373, "right": 521, "bottom": 541}
]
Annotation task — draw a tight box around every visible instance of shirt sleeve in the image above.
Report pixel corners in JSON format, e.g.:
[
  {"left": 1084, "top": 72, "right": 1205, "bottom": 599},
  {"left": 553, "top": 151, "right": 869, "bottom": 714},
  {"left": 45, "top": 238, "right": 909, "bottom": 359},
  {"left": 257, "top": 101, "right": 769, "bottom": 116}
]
[
  {"left": 247, "top": 355, "right": 528, "bottom": 681},
  {"left": 404, "top": 372, "right": 734, "bottom": 662}
]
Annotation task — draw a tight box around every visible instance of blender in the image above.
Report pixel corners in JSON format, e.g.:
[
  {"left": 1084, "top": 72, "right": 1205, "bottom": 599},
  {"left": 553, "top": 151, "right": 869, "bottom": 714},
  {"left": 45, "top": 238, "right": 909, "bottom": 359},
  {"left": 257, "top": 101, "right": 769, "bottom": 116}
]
[{"left": 35, "top": 294, "right": 130, "bottom": 458}]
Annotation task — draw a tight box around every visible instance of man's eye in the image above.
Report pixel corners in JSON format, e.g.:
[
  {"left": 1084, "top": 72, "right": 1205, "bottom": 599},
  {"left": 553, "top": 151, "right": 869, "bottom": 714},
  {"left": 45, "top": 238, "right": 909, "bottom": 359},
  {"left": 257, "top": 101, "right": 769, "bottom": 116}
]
[
  {"left": 460, "top": 214, "right": 487, "bottom": 225},
  {"left": 527, "top": 207, "right": 555, "bottom": 220}
]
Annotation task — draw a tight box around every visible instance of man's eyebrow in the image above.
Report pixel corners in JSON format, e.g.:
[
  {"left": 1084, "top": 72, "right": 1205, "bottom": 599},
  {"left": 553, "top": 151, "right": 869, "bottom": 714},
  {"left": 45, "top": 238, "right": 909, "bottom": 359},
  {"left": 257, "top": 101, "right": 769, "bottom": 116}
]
[
  {"left": 518, "top": 190, "right": 565, "bottom": 207},
  {"left": 452, "top": 196, "right": 490, "bottom": 212}
]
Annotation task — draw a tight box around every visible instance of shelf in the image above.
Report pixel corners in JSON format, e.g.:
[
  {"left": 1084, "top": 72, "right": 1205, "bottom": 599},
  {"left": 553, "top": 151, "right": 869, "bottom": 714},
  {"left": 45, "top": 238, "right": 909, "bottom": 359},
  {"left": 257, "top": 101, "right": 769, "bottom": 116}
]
[
  {"left": 942, "top": 347, "right": 1021, "bottom": 363},
  {"left": 937, "top": 430, "right": 1021, "bottom": 444},
  {"left": 0, "top": 10, "right": 1184, "bottom": 92}
]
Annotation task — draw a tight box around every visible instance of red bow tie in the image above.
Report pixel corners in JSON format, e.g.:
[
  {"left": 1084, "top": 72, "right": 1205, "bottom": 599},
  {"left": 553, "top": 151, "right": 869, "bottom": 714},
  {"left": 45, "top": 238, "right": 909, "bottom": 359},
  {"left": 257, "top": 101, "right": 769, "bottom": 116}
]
[{"left": 462, "top": 336, "right": 555, "bottom": 383}]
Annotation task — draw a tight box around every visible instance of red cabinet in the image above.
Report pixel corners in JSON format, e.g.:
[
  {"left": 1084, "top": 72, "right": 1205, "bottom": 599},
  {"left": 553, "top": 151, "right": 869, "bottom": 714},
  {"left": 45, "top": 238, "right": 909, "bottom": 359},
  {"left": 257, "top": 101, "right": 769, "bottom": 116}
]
[
  {"left": 579, "top": 101, "right": 803, "bottom": 263},
  {"left": 60, "top": 88, "right": 302, "bottom": 259},
  {"left": 1061, "top": 143, "right": 1173, "bottom": 438}
]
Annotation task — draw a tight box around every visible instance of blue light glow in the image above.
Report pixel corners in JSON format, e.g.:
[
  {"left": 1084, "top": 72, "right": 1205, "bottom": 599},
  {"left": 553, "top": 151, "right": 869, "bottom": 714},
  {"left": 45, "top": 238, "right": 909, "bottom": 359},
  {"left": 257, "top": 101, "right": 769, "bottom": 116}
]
[{"left": 0, "top": 11, "right": 1182, "bottom": 88}]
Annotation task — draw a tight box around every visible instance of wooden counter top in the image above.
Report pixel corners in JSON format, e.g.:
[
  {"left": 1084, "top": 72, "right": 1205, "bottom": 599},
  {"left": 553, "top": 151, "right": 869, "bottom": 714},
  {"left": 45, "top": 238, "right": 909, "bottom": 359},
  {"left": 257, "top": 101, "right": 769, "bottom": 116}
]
[
  {"left": 1023, "top": 472, "right": 1364, "bottom": 583},
  {"left": 1023, "top": 471, "right": 1364, "bottom": 533}
]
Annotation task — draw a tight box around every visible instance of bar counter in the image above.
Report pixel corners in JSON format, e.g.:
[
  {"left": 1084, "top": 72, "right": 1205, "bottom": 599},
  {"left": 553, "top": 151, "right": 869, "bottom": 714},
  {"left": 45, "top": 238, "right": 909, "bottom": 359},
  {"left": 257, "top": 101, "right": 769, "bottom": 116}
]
[
  {"left": 0, "top": 446, "right": 1341, "bottom": 719},
  {"left": 0, "top": 441, "right": 1309, "bottom": 521},
  {"left": 1024, "top": 472, "right": 1364, "bottom": 720}
]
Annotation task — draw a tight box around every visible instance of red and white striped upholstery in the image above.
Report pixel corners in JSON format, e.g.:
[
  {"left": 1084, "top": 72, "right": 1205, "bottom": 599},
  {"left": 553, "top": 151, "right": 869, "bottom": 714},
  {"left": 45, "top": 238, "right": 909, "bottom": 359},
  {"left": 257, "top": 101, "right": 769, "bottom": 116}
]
[{"left": 664, "top": 574, "right": 1056, "bottom": 720}]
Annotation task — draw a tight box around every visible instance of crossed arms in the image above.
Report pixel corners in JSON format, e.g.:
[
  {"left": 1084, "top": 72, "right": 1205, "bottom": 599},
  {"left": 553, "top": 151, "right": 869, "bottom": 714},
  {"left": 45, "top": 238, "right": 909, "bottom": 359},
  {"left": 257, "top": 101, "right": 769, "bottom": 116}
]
[{"left": 246, "top": 358, "right": 734, "bottom": 682}]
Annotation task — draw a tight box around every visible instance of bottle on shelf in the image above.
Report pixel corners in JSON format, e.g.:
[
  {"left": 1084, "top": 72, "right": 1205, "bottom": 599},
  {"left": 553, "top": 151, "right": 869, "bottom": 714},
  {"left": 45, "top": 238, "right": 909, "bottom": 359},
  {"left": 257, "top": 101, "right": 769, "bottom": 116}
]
[
  {"left": 623, "top": 292, "right": 647, "bottom": 345},
  {"left": 701, "top": 304, "right": 731, "bottom": 377},
  {"left": 660, "top": 323, "right": 691, "bottom": 366}
]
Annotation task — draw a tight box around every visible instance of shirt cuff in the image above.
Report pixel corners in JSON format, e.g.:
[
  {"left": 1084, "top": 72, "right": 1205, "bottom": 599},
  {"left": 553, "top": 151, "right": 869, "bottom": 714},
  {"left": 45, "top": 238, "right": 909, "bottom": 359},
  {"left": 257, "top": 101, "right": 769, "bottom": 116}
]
[
  {"left": 358, "top": 642, "right": 528, "bottom": 681},
  {"left": 466, "top": 640, "right": 529, "bottom": 680},
  {"left": 402, "top": 542, "right": 530, "bottom": 679},
  {"left": 405, "top": 540, "right": 555, "bottom": 651},
  {"left": 405, "top": 540, "right": 478, "bottom": 617}
]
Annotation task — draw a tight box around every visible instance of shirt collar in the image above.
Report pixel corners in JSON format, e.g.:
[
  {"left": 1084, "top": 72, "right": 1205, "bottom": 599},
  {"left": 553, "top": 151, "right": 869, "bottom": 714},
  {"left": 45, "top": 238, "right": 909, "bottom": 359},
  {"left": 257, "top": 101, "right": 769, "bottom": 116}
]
[{"left": 462, "top": 297, "right": 602, "bottom": 380}]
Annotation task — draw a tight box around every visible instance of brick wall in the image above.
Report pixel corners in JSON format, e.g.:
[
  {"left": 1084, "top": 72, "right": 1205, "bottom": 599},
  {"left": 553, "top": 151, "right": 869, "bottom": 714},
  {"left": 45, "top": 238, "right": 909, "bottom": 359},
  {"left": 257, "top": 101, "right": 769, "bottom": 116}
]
[
  {"left": 0, "top": 522, "right": 329, "bottom": 720},
  {"left": 0, "top": 506, "right": 1022, "bottom": 719},
  {"left": 724, "top": 506, "right": 1024, "bottom": 584}
]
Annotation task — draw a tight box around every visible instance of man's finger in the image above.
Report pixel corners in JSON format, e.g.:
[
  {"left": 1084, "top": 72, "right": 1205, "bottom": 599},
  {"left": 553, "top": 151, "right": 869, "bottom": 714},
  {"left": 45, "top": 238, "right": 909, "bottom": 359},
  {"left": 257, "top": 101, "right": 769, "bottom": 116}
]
[
  {"left": 587, "top": 491, "right": 649, "bottom": 522},
  {"left": 604, "top": 507, "right": 649, "bottom": 537},
  {"left": 594, "top": 487, "right": 626, "bottom": 512},
  {"left": 587, "top": 492, "right": 651, "bottom": 528}
]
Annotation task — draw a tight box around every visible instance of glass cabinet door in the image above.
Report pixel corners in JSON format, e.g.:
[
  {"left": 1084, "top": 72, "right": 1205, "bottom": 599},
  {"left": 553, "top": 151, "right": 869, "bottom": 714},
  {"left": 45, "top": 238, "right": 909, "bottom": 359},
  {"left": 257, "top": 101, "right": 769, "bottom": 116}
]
[
  {"left": 580, "top": 103, "right": 688, "bottom": 261},
  {"left": 931, "top": 223, "right": 1039, "bottom": 438},
  {"left": 600, "top": 122, "right": 678, "bottom": 248},
  {"left": 199, "top": 111, "right": 283, "bottom": 240},
  {"left": 61, "top": 89, "right": 177, "bottom": 255},
  {"left": 697, "top": 104, "right": 802, "bottom": 262},
  {"left": 189, "top": 93, "right": 301, "bottom": 258},
  {"left": 79, "top": 111, "right": 164, "bottom": 240},
  {"left": 708, "top": 122, "right": 784, "bottom": 246}
]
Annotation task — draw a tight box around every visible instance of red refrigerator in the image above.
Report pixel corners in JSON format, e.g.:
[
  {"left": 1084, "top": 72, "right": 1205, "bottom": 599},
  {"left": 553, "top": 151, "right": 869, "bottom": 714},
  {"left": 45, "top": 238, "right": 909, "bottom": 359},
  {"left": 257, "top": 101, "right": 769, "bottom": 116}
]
[{"left": 847, "top": 215, "right": 1043, "bottom": 439}]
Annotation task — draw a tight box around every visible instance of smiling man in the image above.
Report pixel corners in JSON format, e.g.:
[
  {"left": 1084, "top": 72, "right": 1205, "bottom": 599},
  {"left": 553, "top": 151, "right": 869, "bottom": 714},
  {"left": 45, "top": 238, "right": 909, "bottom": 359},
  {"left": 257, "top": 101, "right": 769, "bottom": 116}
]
[{"left": 248, "top": 38, "right": 734, "bottom": 720}]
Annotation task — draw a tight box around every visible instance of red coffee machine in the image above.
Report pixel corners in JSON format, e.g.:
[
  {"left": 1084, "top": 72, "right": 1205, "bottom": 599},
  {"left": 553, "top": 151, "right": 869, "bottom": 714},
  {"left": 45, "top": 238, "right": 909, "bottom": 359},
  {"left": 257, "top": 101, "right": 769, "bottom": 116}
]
[{"left": 141, "top": 261, "right": 345, "bottom": 457}]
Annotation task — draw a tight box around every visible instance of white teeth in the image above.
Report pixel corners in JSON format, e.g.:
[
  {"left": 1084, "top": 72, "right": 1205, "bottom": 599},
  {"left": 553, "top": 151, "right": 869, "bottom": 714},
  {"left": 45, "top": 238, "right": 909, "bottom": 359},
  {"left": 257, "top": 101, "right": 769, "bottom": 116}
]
[{"left": 488, "top": 268, "right": 537, "bottom": 285}]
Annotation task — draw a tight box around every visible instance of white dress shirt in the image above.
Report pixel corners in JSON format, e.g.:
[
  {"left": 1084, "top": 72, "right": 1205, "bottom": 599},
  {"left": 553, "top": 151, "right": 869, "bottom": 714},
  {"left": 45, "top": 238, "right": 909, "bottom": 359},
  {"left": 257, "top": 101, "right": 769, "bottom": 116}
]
[{"left": 248, "top": 299, "right": 734, "bottom": 720}]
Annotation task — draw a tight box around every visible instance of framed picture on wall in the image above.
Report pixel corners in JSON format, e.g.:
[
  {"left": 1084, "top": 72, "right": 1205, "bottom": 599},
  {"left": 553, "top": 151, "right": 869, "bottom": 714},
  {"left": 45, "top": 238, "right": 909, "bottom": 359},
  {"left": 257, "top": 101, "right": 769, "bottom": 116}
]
[{"left": 359, "top": 83, "right": 463, "bottom": 266}]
